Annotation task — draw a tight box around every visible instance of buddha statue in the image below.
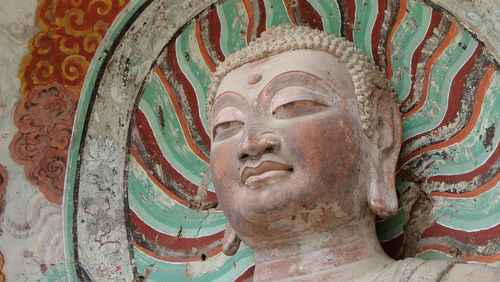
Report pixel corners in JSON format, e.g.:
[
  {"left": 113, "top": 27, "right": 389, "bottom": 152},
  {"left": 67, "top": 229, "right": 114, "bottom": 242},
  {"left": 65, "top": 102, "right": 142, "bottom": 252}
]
[{"left": 207, "top": 25, "right": 499, "bottom": 281}]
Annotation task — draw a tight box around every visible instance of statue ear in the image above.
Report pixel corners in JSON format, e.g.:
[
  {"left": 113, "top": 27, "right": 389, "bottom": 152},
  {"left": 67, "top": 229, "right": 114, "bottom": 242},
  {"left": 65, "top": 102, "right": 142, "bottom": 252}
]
[
  {"left": 222, "top": 220, "right": 241, "bottom": 256},
  {"left": 368, "top": 90, "right": 402, "bottom": 218}
]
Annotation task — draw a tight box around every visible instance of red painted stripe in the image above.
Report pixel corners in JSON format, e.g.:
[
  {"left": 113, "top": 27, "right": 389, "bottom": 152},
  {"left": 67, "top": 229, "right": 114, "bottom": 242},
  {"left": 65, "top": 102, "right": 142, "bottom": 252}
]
[
  {"left": 418, "top": 245, "right": 500, "bottom": 263},
  {"left": 195, "top": 20, "right": 216, "bottom": 73},
  {"left": 242, "top": 0, "right": 254, "bottom": 44},
  {"left": 166, "top": 43, "right": 211, "bottom": 149},
  {"left": 283, "top": 0, "right": 297, "bottom": 24},
  {"left": 422, "top": 222, "right": 500, "bottom": 246},
  {"left": 135, "top": 109, "right": 218, "bottom": 202},
  {"left": 155, "top": 67, "right": 209, "bottom": 163},
  {"left": 208, "top": 8, "right": 225, "bottom": 62},
  {"left": 402, "top": 10, "right": 442, "bottom": 109},
  {"left": 136, "top": 109, "right": 199, "bottom": 197},
  {"left": 415, "top": 46, "right": 483, "bottom": 139},
  {"left": 235, "top": 265, "right": 255, "bottom": 282},
  {"left": 439, "top": 45, "right": 482, "bottom": 124},
  {"left": 346, "top": 0, "right": 356, "bottom": 42},
  {"left": 130, "top": 209, "right": 224, "bottom": 251},
  {"left": 297, "top": 0, "right": 323, "bottom": 30},
  {"left": 464, "top": 253, "right": 500, "bottom": 264},
  {"left": 431, "top": 166, "right": 500, "bottom": 198},
  {"left": 402, "top": 21, "right": 458, "bottom": 118},
  {"left": 131, "top": 147, "right": 190, "bottom": 208},
  {"left": 131, "top": 147, "right": 222, "bottom": 210},
  {"left": 371, "top": 0, "right": 386, "bottom": 66},
  {"left": 256, "top": 0, "right": 266, "bottom": 37},
  {"left": 400, "top": 65, "right": 495, "bottom": 168},
  {"left": 428, "top": 136, "right": 500, "bottom": 183},
  {"left": 385, "top": 0, "right": 407, "bottom": 79},
  {"left": 133, "top": 242, "right": 223, "bottom": 263}
]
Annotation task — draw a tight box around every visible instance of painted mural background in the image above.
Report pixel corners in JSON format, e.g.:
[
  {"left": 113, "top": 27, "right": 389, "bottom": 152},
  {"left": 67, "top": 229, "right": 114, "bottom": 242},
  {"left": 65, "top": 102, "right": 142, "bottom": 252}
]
[
  {"left": 0, "top": 0, "right": 499, "bottom": 280},
  {"left": 0, "top": 0, "right": 129, "bottom": 279}
]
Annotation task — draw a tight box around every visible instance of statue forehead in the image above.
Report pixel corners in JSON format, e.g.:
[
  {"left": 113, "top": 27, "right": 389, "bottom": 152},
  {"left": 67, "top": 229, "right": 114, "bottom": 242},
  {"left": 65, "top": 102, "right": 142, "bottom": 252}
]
[{"left": 215, "top": 49, "right": 356, "bottom": 100}]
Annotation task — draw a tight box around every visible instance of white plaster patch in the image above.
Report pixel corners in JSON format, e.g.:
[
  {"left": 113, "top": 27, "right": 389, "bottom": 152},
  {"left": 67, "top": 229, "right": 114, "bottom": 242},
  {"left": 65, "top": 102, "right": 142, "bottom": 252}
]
[
  {"left": 85, "top": 135, "right": 120, "bottom": 170},
  {"left": 129, "top": 159, "right": 177, "bottom": 208},
  {"left": 185, "top": 252, "right": 230, "bottom": 278},
  {"left": 110, "top": 83, "right": 128, "bottom": 103},
  {"left": 0, "top": 0, "right": 51, "bottom": 280},
  {"left": 3, "top": 192, "right": 64, "bottom": 264}
]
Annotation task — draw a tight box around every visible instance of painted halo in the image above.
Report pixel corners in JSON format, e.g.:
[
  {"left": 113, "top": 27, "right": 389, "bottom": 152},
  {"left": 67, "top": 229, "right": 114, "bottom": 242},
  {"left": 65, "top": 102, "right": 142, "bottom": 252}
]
[{"left": 64, "top": 0, "right": 500, "bottom": 280}]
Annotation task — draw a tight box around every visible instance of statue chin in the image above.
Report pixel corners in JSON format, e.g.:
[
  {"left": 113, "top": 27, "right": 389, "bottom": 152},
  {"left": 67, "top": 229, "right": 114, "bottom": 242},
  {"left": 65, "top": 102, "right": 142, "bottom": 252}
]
[{"left": 208, "top": 25, "right": 500, "bottom": 282}]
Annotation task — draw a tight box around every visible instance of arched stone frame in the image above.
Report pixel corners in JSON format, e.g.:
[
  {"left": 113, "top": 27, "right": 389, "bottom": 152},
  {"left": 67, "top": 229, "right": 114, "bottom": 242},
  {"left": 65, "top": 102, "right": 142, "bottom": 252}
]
[
  {"left": 63, "top": 0, "right": 500, "bottom": 280},
  {"left": 63, "top": 1, "right": 218, "bottom": 280}
]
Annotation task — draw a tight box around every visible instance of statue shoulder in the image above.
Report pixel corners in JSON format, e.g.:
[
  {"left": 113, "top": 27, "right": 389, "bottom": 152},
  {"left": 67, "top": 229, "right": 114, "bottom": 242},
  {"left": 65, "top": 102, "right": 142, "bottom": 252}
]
[
  {"left": 408, "top": 258, "right": 454, "bottom": 281},
  {"left": 440, "top": 263, "right": 500, "bottom": 282},
  {"left": 371, "top": 257, "right": 499, "bottom": 282},
  {"left": 372, "top": 257, "right": 452, "bottom": 282}
]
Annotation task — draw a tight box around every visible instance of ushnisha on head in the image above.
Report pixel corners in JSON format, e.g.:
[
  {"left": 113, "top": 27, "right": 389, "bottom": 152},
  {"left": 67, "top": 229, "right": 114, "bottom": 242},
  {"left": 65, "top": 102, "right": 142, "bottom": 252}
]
[{"left": 207, "top": 24, "right": 396, "bottom": 138}]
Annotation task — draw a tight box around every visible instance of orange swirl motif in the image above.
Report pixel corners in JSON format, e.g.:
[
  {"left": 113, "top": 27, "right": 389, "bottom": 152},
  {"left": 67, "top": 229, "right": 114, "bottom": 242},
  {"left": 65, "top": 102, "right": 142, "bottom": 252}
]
[
  {"left": 61, "top": 54, "right": 90, "bottom": 82},
  {"left": 18, "top": 0, "right": 127, "bottom": 97},
  {"left": 13, "top": 0, "right": 129, "bottom": 206},
  {"left": 0, "top": 165, "right": 8, "bottom": 279},
  {"left": 0, "top": 251, "right": 4, "bottom": 282},
  {"left": 9, "top": 83, "right": 79, "bottom": 204}
]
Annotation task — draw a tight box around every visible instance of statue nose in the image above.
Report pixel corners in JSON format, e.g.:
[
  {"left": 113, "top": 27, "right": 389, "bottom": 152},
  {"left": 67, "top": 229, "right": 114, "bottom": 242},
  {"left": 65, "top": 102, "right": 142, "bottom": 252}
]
[{"left": 238, "top": 127, "right": 281, "bottom": 161}]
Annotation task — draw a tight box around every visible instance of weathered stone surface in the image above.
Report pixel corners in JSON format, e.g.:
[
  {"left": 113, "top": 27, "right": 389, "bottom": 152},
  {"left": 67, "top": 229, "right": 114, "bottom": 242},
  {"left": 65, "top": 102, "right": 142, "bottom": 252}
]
[
  {"left": 66, "top": 0, "right": 219, "bottom": 280},
  {"left": 426, "top": 0, "right": 500, "bottom": 64}
]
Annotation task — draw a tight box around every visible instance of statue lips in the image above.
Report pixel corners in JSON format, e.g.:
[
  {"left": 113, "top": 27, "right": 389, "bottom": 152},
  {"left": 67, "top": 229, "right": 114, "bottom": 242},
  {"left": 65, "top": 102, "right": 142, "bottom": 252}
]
[{"left": 241, "top": 161, "right": 293, "bottom": 188}]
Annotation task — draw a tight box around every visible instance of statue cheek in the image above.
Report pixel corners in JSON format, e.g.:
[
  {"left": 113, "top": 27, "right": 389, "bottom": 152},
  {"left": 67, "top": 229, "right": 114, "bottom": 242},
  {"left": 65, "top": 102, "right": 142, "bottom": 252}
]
[
  {"left": 210, "top": 146, "right": 239, "bottom": 197},
  {"left": 293, "top": 116, "right": 361, "bottom": 191},
  {"left": 285, "top": 116, "right": 359, "bottom": 163}
]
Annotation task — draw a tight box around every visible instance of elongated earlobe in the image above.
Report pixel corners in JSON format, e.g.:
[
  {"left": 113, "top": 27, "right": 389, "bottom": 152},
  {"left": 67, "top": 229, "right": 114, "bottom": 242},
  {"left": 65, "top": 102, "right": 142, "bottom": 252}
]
[
  {"left": 368, "top": 90, "right": 402, "bottom": 218},
  {"left": 222, "top": 221, "right": 241, "bottom": 256},
  {"left": 369, "top": 162, "right": 398, "bottom": 218}
]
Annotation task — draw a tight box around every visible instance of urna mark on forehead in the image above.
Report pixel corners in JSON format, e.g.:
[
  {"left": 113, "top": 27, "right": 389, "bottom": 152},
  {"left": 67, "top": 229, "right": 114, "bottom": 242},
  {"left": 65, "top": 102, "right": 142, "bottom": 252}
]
[{"left": 213, "top": 49, "right": 356, "bottom": 106}]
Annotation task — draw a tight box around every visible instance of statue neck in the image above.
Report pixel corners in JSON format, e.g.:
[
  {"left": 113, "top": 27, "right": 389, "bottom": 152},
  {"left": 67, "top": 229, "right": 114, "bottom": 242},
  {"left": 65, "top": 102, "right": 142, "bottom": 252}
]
[{"left": 251, "top": 215, "right": 393, "bottom": 281}]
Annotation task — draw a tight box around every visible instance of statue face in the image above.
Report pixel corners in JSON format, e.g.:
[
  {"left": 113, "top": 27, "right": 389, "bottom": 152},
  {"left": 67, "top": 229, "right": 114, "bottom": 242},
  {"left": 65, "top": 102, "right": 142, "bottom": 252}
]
[{"left": 210, "top": 50, "right": 372, "bottom": 247}]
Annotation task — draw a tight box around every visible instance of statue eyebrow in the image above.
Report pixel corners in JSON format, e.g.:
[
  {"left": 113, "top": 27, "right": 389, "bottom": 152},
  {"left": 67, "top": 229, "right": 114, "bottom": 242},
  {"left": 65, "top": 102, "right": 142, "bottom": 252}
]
[
  {"left": 257, "top": 70, "right": 343, "bottom": 102},
  {"left": 210, "top": 71, "right": 343, "bottom": 122},
  {"left": 210, "top": 92, "right": 246, "bottom": 122}
]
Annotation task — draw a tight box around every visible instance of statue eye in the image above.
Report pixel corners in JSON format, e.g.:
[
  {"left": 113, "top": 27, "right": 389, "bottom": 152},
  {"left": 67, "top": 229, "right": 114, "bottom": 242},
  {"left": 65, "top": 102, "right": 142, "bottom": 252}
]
[
  {"left": 213, "top": 120, "right": 244, "bottom": 140},
  {"left": 272, "top": 100, "right": 328, "bottom": 118},
  {"left": 211, "top": 107, "right": 244, "bottom": 141}
]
